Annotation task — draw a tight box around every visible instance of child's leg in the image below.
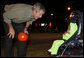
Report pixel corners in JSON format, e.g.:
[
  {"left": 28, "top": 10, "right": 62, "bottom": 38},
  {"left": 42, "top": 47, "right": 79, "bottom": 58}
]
[{"left": 48, "top": 40, "right": 64, "bottom": 55}]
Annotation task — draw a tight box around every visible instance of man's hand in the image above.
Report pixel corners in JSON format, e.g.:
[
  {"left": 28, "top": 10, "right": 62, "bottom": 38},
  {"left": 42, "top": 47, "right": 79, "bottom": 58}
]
[
  {"left": 24, "top": 22, "right": 30, "bottom": 34},
  {"left": 24, "top": 28, "right": 29, "bottom": 34},
  {"left": 7, "top": 28, "right": 15, "bottom": 39},
  {"left": 7, "top": 23, "right": 15, "bottom": 39}
]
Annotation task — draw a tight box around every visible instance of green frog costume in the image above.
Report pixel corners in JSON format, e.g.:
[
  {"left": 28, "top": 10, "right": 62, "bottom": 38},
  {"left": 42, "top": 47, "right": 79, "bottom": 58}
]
[{"left": 48, "top": 22, "right": 78, "bottom": 55}]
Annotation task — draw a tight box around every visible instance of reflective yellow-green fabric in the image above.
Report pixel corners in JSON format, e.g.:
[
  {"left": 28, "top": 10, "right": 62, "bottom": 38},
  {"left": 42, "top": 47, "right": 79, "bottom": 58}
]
[
  {"left": 48, "top": 40, "right": 64, "bottom": 55},
  {"left": 63, "top": 23, "right": 78, "bottom": 40},
  {"left": 48, "top": 22, "right": 78, "bottom": 55}
]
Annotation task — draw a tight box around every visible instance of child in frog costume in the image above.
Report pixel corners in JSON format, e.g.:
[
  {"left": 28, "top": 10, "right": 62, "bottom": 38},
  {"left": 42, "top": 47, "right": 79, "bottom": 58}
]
[{"left": 48, "top": 10, "right": 83, "bottom": 56}]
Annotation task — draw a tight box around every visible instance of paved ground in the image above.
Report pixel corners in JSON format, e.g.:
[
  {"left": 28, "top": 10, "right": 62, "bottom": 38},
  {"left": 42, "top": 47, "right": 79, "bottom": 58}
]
[
  {"left": 1, "top": 33, "right": 62, "bottom": 57},
  {"left": 1, "top": 33, "right": 83, "bottom": 57}
]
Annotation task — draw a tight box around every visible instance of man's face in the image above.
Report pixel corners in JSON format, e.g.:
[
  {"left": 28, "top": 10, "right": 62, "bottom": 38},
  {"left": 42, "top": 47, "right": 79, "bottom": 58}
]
[{"left": 33, "top": 10, "right": 44, "bottom": 20}]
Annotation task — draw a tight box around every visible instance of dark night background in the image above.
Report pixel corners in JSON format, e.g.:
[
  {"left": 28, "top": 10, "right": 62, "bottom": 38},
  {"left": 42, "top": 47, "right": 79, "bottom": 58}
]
[
  {"left": 1, "top": 0, "right": 83, "bottom": 35},
  {"left": 0, "top": 0, "right": 83, "bottom": 57}
]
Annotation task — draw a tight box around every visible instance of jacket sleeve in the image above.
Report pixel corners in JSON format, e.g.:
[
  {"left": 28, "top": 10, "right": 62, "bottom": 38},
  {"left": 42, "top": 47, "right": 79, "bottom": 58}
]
[
  {"left": 3, "top": 4, "right": 15, "bottom": 23},
  {"left": 3, "top": 12, "right": 12, "bottom": 23}
]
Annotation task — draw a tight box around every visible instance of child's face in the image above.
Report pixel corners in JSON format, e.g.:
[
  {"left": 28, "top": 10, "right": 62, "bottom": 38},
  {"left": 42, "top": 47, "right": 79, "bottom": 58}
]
[
  {"left": 33, "top": 10, "right": 44, "bottom": 20},
  {"left": 69, "top": 12, "right": 73, "bottom": 19},
  {"left": 69, "top": 12, "right": 75, "bottom": 20}
]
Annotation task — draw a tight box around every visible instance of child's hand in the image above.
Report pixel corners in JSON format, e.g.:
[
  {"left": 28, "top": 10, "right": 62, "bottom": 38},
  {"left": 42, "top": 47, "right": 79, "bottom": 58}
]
[
  {"left": 64, "top": 30, "right": 70, "bottom": 35},
  {"left": 67, "top": 30, "right": 70, "bottom": 34}
]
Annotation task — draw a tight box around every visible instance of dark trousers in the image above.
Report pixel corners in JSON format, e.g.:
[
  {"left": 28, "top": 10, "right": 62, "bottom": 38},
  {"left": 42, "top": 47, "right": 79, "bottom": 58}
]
[{"left": 3, "top": 22, "right": 28, "bottom": 57}]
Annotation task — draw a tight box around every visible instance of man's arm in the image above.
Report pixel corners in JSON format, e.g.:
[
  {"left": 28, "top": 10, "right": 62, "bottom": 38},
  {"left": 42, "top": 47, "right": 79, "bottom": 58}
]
[
  {"left": 25, "top": 22, "right": 30, "bottom": 28},
  {"left": 3, "top": 12, "right": 15, "bottom": 39},
  {"left": 24, "top": 22, "right": 31, "bottom": 34},
  {"left": 8, "top": 23, "right": 13, "bottom": 29},
  {"left": 6, "top": 23, "right": 15, "bottom": 39}
]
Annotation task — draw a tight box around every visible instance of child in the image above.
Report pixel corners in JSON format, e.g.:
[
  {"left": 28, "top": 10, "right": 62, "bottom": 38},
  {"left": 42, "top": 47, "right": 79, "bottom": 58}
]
[{"left": 48, "top": 11, "right": 80, "bottom": 56}]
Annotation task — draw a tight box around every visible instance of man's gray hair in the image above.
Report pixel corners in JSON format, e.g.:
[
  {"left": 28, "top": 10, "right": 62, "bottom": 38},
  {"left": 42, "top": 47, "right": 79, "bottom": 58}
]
[{"left": 33, "top": 2, "right": 46, "bottom": 13}]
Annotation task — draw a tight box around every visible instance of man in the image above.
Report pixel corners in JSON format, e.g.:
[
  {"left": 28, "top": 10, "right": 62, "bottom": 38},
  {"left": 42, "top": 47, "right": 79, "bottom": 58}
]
[{"left": 3, "top": 2, "right": 45, "bottom": 57}]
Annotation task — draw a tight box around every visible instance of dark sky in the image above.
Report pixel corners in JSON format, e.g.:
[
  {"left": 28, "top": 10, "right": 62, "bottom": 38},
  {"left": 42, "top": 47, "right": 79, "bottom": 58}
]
[{"left": 1, "top": 0, "right": 83, "bottom": 12}]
